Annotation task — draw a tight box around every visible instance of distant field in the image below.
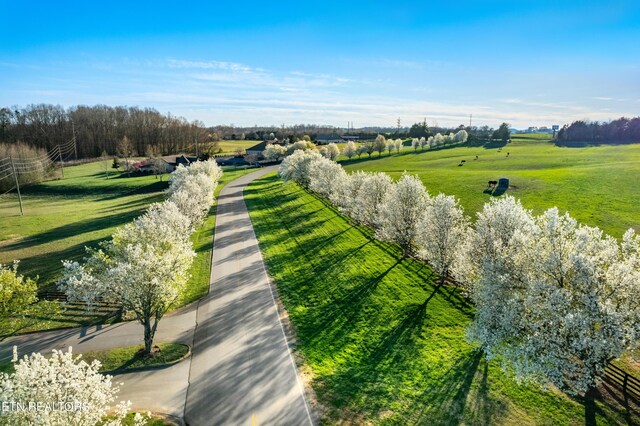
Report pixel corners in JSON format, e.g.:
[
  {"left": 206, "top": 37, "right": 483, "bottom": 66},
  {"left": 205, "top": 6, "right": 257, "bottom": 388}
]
[
  {"left": 0, "top": 160, "right": 253, "bottom": 334},
  {"left": 246, "top": 174, "right": 632, "bottom": 425},
  {"left": 216, "top": 140, "right": 260, "bottom": 154},
  {"left": 342, "top": 135, "right": 640, "bottom": 238}
]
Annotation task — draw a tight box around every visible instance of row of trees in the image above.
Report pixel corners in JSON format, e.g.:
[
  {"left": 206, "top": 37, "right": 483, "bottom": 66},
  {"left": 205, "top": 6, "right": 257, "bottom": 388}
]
[
  {"left": 411, "top": 130, "right": 469, "bottom": 151},
  {"left": 58, "top": 159, "right": 223, "bottom": 355},
  {"left": 0, "top": 104, "right": 211, "bottom": 159},
  {"left": 556, "top": 116, "right": 640, "bottom": 144},
  {"left": 278, "top": 150, "right": 640, "bottom": 397}
]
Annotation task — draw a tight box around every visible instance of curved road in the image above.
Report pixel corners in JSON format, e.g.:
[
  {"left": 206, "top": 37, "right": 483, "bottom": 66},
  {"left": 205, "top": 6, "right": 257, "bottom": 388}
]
[{"left": 0, "top": 166, "right": 313, "bottom": 426}]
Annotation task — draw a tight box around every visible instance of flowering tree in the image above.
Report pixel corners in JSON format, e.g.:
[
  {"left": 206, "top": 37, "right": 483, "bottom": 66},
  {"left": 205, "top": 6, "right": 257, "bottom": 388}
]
[
  {"left": 0, "top": 347, "right": 146, "bottom": 426},
  {"left": 353, "top": 172, "right": 393, "bottom": 228},
  {"left": 287, "top": 140, "right": 314, "bottom": 155},
  {"left": 468, "top": 202, "right": 640, "bottom": 395},
  {"left": 378, "top": 173, "right": 430, "bottom": 255},
  {"left": 0, "top": 262, "right": 37, "bottom": 317},
  {"left": 433, "top": 133, "right": 444, "bottom": 147},
  {"left": 318, "top": 146, "right": 329, "bottom": 158},
  {"left": 169, "top": 160, "right": 222, "bottom": 190},
  {"left": 466, "top": 196, "right": 536, "bottom": 360},
  {"left": 373, "top": 135, "right": 387, "bottom": 156},
  {"left": 279, "top": 149, "right": 322, "bottom": 187},
  {"left": 343, "top": 141, "right": 357, "bottom": 159},
  {"left": 336, "top": 170, "right": 369, "bottom": 216},
  {"left": 454, "top": 129, "right": 469, "bottom": 143},
  {"left": 168, "top": 174, "right": 217, "bottom": 229},
  {"left": 385, "top": 140, "right": 393, "bottom": 155},
  {"left": 419, "top": 137, "right": 428, "bottom": 151},
  {"left": 326, "top": 143, "right": 341, "bottom": 160},
  {"left": 416, "top": 194, "right": 470, "bottom": 286},
  {"left": 59, "top": 210, "right": 195, "bottom": 355},
  {"left": 264, "top": 143, "right": 287, "bottom": 161},
  {"left": 412, "top": 138, "right": 419, "bottom": 151},
  {"left": 308, "top": 157, "right": 346, "bottom": 200},
  {"left": 394, "top": 139, "right": 403, "bottom": 153}
]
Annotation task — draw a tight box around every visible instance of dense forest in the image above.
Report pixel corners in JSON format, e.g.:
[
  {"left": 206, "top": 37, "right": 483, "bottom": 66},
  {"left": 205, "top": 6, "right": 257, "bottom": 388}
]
[
  {"left": 556, "top": 117, "right": 640, "bottom": 144},
  {"left": 0, "top": 104, "right": 210, "bottom": 159}
]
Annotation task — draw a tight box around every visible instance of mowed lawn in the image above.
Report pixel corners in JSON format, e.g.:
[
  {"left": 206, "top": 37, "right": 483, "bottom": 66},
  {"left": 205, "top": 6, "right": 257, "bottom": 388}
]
[
  {"left": 0, "top": 160, "right": 254, "bottom": 333},
  {"left": 0, "top": 161, "right": 167, "bottom": 290},
  {"left": 245, "top": 173, "right": 633, "bottom": 425},
  {"left": 342, "top": 136, "right": 640, "bottom": 238},
  {"left": 216, "top": 140, "right": 260, "bottom": 154}
]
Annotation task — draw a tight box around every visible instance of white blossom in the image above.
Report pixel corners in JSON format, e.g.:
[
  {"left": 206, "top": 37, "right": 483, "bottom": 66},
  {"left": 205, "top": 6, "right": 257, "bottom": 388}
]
[
  {"left": 279, "top": 149, "right": 322, "bottom": 187},
  {"left": 352, "top": 172, "right": 393, "bottom": 228},
  {"left": 377, "top": 173, "right": 430, "bottom": 254},
  {"left": 419, "top": 137, "right": 428, "bottom": 150},
  {"left": 263, "top": 143, "right": 287, "bottom": 161},
  {"left": 326, "top": 143, "right": 341, "bottom": 160},
  {"left": 416, "top": 194, "right": 470, "bottom": 286},
  {"left": 342, "top": 141, "right": 358, "bottom": 159},
  {"left": 0, "top": 347, "right": 146, "bottom": 426},
  {"left": 394, "top": 138, "right": 403, "bottom": 153}
]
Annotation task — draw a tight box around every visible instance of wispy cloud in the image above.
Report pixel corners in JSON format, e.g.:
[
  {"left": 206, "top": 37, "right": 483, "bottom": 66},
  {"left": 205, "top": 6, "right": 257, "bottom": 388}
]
[{"left": 167, "top": 59, "right": 255, "bottom": 72}]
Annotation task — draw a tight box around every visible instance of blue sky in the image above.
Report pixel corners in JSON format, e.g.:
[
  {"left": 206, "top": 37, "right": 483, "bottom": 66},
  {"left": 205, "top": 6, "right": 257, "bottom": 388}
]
[{"left": 1, "top": 0, "right": 639, "bottom": 128}]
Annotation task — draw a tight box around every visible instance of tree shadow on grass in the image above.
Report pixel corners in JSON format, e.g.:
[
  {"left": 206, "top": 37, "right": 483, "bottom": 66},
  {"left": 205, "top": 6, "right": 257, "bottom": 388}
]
[
  {"left": 8, "top": 237, "right": 106, "bottom": 292},
  {"left": 2, "top": 208, "right": 147, "bottom": 251},
  {"left": 300, "top": 258, "right": 402, "bottom": 344}
]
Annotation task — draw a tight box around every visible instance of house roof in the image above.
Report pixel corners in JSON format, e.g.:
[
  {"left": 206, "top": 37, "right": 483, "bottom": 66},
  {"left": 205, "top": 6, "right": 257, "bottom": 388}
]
[
  {"left": 315, "top": 134, "right": 343, "bottom": 141},
  {"left": 246, "top": 141, "right": 269, "bottom": 152}
]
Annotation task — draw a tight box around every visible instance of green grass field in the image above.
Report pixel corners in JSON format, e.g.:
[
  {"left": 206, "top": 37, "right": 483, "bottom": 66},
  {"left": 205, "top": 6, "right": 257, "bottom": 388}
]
[
  {"left": 0, "top": 161, "right": 255, "bottom": 334},
  {"left": 341, "top": 135, "right": 640, "bottom": 238},
  {"left": 216, "top": 140, "right": 260, "bottom": 154},
  {"left": 245, "top": 173, "right": 635, "bottom": 425}
]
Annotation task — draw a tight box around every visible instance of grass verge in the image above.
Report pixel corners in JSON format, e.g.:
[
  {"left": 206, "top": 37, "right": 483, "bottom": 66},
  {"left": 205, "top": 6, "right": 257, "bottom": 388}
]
[
  {"left": 245, "top": 172, "right": 636, "bottom": 425},
  {"left": 0, "top": 343, "right": 189, "bottom": 375}
]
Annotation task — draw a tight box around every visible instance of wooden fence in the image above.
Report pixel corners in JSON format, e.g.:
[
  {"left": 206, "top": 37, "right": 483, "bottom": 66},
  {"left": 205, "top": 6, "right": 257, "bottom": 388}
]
[{"left": 605, "top": 363, "right": 640, "bottom": 402}]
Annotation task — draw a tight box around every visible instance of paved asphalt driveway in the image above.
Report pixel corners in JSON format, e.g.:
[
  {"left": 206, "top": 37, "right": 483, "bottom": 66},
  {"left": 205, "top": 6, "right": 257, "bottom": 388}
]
[{"left": 185, "top": 166, "right": 313, "bottom": 426}]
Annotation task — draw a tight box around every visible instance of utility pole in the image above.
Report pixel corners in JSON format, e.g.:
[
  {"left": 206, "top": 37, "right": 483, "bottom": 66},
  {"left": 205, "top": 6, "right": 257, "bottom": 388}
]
[
  {"left": 57, "top": 145, "right": 64, "bottom": 178},
  {"left": 397, "top": 117, "right": 401, "bottom": 134},
  {"left": 9, "top": 156, "right": 23, "bottom": 216},
  {"left": 72, "top": 121, "right": 78, "bottom": 160},
  {"left": 469, "top": 114, "right": 472, "bottom": 128},
  {"left": 195, "top": 136, "right": 199, "bottom": 157}
]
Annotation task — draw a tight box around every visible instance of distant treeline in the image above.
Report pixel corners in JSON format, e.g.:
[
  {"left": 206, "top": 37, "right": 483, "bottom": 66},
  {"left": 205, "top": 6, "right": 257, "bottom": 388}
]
[
  {"left": 0, "top": 104, "right": 210, "bottom": 159},
  {"left": 556, "top": 117, "right": 640, "bottom": 144}
]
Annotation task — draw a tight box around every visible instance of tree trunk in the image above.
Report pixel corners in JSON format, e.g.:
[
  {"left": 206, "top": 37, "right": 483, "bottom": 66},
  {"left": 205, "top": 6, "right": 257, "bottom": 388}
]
[{"left": 143, "top": 317, "right": 154, "bottom": 355}]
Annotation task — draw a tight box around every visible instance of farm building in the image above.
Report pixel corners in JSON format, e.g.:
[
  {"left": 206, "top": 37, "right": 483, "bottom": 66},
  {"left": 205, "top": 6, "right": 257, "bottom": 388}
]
[
  {"left": 315, "top": 134, "right": 343, "bottom": 144},
  {"left": 245, "top": 141, "right": 269, "bottom": 159}
]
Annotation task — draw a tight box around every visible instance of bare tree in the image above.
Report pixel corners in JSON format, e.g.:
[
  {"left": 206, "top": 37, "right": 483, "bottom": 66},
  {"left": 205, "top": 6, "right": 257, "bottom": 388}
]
[
  {"left": 100, "top": 150, "right": 110, "bottom": 179},
  {"left": 117, "top": 136, "right": 133, "bottom": 177}
]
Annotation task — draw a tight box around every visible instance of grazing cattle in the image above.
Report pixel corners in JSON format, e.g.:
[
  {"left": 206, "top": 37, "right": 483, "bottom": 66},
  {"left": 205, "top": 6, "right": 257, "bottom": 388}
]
[
  {"left": 475, "top": 155, "right": 478, "bottom": 160},
  {"left": 460, "top": 160, "right": 466, "bottom": 163}
]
